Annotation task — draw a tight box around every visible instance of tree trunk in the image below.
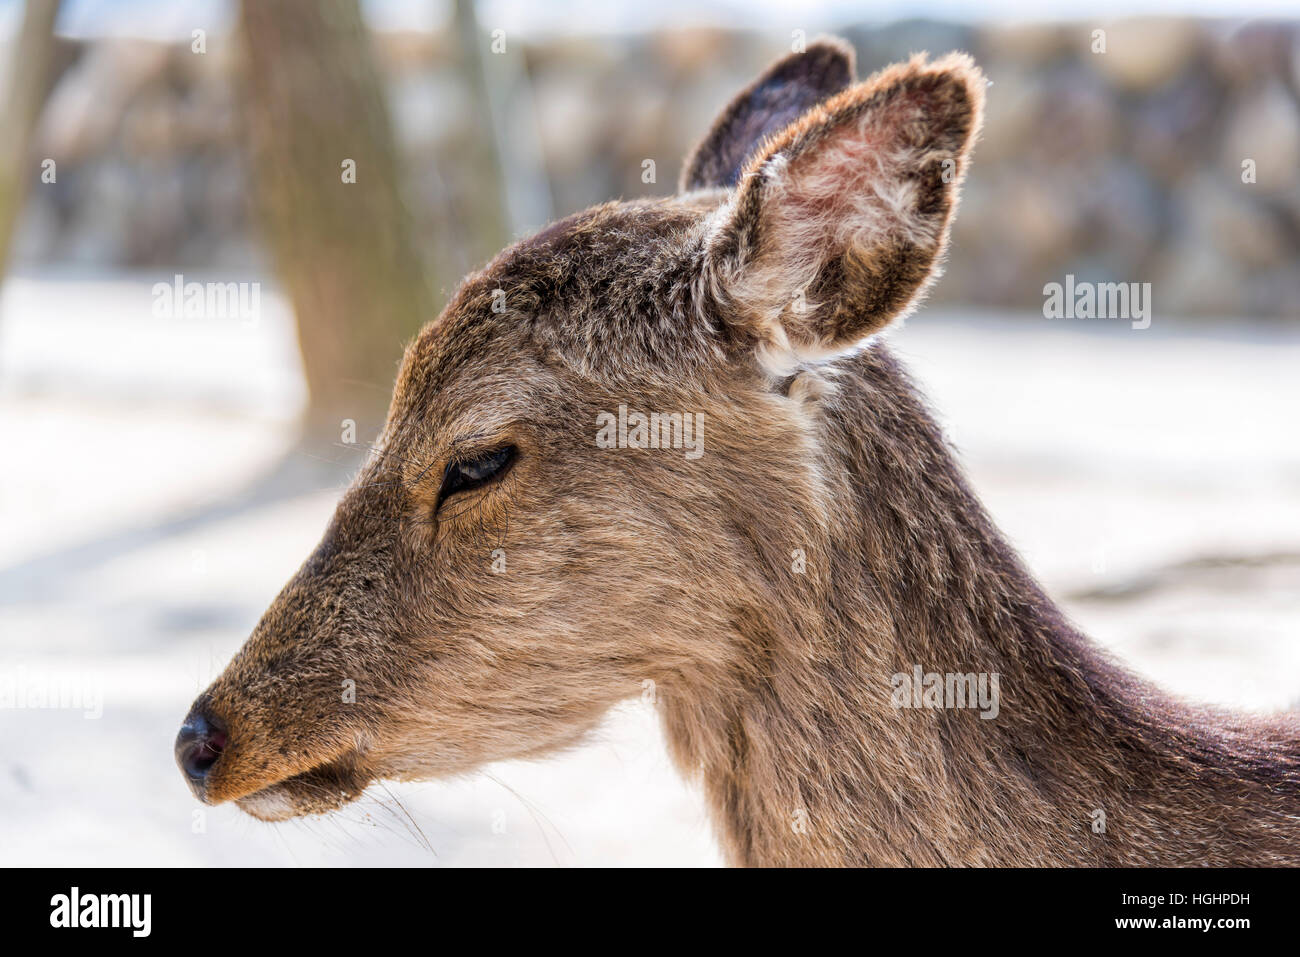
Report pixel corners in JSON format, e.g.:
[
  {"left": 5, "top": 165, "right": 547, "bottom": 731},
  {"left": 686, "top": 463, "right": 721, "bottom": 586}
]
[
  {"left": 0, "top": 0, "right": 62, "bottom": 275},
  {"left": 238, "top": 0, "right": 434, "bottom": 443}
]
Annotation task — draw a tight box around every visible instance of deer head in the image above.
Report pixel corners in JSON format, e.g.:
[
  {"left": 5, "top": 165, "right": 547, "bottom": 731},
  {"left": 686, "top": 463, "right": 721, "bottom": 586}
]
[{"left": 175, "top": 40, "right": 984, "bottom": 824}]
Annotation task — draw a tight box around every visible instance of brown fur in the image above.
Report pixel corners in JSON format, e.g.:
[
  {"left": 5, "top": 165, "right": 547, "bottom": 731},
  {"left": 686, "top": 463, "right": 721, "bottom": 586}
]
[
  {"left": 181, "top": 41, "right": 1300, "bottom": 865},
  {"left": 679, "top": 36, "right": 856, "bottom": 192}
]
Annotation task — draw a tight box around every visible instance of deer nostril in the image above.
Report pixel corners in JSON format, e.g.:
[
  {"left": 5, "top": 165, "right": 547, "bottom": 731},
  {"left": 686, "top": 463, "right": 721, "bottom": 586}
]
[{"left": 175, "top": 709, "right": 229, "bottom": 797}]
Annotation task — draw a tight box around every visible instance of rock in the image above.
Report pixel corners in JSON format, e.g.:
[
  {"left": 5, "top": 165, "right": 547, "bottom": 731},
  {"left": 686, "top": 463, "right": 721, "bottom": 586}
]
[
  {"left": 1220, "top": 80, "right": 1300, "bottom": 193},
  {"left": 1091, "top": 19, "right": 1201, "bottom": 92},
  {"left": 1131, "top": 66, "right": 1224, "bottom": 181},
  {"left": 981, "top": 23, "right": 1074, "bottom": 66},
  {"left": 976, "top": 64, "right": 1046, "bottom": 165}
]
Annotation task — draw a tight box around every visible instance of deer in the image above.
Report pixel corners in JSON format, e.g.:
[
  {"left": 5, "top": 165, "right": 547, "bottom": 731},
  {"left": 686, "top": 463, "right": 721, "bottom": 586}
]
[{"left": 175, "top": 39, "right": 1300, "bottom": 866}]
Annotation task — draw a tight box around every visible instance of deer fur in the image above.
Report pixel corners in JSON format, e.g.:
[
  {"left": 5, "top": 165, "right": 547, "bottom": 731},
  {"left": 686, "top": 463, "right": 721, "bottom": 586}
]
[{"left": 180, "top": 38, "right": 1300, "bottom": 866}]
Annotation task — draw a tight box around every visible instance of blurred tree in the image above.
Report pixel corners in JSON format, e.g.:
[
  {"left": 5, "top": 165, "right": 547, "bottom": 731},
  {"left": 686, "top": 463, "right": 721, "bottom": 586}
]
[
  {"left": 239, "top": 0, "right": 433, "bottom": 444},
  {"left": 453, "top": 0, "right": 552, "bottom": 245},
  {"left": 453, "top": 0, "right": 510, "bottom": 262},
  {"left": 0, "top": 0, "right": 62, "bottom": 275}
]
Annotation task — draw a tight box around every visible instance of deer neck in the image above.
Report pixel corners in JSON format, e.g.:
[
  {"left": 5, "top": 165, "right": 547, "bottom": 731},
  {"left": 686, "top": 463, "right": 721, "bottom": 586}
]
[{"left": 661, "top": 345, "right": 1300, "bottom": 867}]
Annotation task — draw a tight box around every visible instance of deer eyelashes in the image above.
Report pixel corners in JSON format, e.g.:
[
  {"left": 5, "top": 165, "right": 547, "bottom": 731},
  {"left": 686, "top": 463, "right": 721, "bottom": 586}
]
[{"left": 436, "top": 445, "right": 518, "bottom": 510}]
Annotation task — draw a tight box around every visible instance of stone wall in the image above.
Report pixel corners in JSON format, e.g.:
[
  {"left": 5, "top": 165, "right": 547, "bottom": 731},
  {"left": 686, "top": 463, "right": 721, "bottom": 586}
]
[{"left": 13, "top": 17, "right": 1300, "bottom": 319}]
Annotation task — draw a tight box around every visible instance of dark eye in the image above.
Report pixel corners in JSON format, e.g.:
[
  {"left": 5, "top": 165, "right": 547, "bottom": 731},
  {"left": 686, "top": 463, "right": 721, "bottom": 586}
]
[{"left": 437, "top": 446, "right": 516, "bottom": 508}]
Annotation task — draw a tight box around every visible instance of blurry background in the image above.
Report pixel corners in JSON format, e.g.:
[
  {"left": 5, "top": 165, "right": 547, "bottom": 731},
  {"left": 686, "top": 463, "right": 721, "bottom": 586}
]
[{"left": 1, "top": 0, "right": 1298, "bottom": 866}]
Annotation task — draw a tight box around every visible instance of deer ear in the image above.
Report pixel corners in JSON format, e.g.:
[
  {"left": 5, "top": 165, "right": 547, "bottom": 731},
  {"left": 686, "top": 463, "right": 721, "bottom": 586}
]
[
  {"left": 703, "top": 52, "right": 984, "bottom": 372},
  {"left": 679, "top": 39, "right": 855, "bottom": 193}
]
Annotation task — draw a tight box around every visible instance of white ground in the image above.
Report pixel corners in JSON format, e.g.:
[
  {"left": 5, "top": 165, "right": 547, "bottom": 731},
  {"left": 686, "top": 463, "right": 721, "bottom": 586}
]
[{"left": 1, "top": 273, "right": 1297, "bottom": 866}]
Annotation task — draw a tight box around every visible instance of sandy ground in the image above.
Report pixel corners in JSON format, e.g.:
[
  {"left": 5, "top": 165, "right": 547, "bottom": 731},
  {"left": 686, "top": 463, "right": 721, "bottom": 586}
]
[{"left": 1, "top": 273, "right": 1297, "bottom": 866}]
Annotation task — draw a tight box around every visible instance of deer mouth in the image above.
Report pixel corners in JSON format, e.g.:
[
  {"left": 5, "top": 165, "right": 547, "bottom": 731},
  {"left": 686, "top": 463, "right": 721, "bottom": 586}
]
[{"left": 233, "top": 753, "right": 372, "bottom": 822}]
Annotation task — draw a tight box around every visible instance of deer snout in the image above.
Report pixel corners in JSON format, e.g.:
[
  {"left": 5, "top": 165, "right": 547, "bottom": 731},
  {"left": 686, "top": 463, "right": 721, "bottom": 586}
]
[{"left": 174, "top": 707, "right": 229, "bottom": 800}]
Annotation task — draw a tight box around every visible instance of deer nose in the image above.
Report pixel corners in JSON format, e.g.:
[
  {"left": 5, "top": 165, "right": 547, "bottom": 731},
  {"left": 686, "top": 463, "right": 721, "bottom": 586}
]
[{"left": 175, "top": 709, "right": 228, "bottom": 799}]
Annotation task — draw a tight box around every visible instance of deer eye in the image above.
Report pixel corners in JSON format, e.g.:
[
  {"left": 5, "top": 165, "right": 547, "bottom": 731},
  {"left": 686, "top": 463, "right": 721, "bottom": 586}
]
[{"left": 437, "top": 446, "right": 516, "bottom": 507}]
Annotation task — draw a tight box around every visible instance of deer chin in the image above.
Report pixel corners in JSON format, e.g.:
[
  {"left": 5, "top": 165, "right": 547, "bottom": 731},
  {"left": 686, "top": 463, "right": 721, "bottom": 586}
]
[{"left": 233, "top": 755, "right": 372, "bottom": 822}]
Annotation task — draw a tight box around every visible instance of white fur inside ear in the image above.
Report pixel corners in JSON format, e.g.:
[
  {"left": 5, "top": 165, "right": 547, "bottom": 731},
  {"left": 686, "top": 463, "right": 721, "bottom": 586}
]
[
  {"left": 754, "top": 321, "right": 850, "bottom": 376},
  {"left": 753, "top": 321, "right": 887, "bottom": 378}
]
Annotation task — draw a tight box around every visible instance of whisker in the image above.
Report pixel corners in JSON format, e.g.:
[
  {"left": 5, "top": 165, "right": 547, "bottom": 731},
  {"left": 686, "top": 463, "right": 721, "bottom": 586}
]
[
  {"left": 483, "top": 770, "right": 571, "bottom": 865},
  {"left": 376, "top": 781, "right": 438, "bottom": 857}
]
